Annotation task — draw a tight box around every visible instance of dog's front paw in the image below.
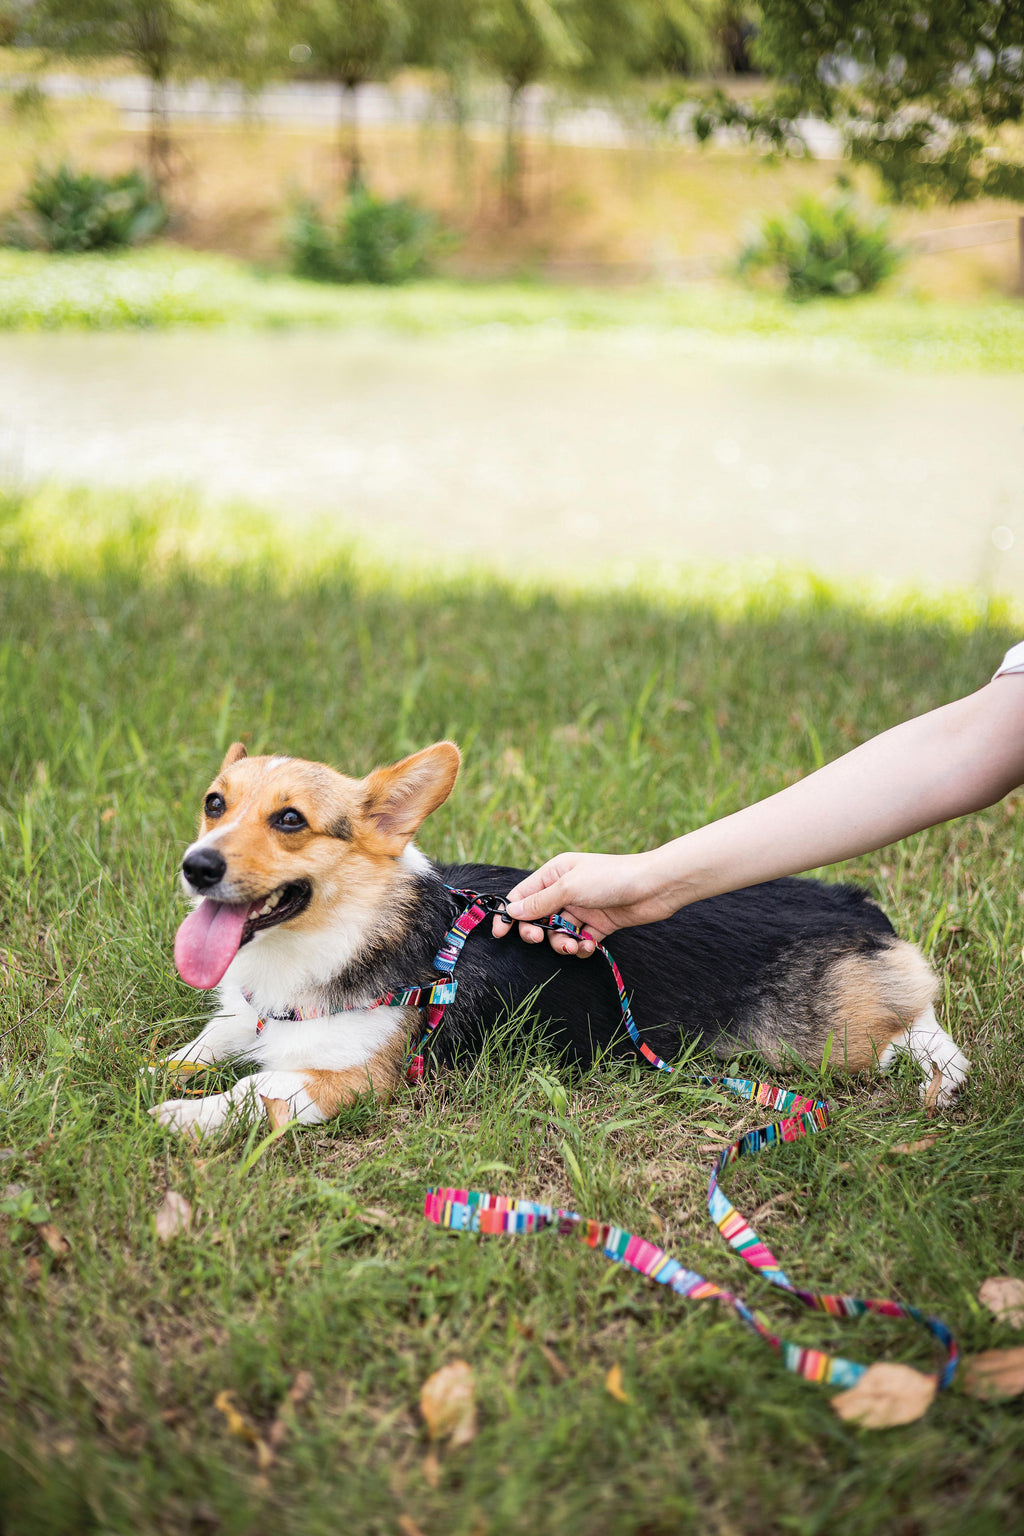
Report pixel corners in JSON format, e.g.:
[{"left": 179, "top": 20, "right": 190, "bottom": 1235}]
[{"left": 149, "top": 1096, "right": 222, "bottom": 1137}]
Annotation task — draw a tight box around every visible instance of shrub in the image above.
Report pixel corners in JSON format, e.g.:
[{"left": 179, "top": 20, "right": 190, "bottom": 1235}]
[
  {"left": 286, "top": 189, "right": 447, "bottom": 285},
  {"left": 738, "top": 187, "right": 902, "bottom": 300},
  {"left": 2, "top": 164, "right": 167, "bottom": 254}
]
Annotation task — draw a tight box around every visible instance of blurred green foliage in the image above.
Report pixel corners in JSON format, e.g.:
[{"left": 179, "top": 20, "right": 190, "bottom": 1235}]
[
  {"left": 1, "top": 163, "right": 166, "bottom": 253},
  {"left": 738, "top": 185, "right": 901, "bottom": 300},
  {"left": 286, "top": 188, "right": 449, "bottom": 284}
]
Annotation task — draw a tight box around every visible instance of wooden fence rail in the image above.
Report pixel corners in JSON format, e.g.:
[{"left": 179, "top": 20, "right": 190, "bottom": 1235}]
[{"left": 908, "top": 215, "right": 1024, "bottom": 292}]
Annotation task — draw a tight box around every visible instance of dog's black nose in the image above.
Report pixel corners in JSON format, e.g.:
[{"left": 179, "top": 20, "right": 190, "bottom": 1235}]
[{"left": 182, "top": 846, "right": 227, "bottom": 891}]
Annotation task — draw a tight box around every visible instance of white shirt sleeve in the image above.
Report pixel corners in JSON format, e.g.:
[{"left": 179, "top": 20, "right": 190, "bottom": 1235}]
[{"left": 994, "top": 641, "right": 1024, "bottom": 678}]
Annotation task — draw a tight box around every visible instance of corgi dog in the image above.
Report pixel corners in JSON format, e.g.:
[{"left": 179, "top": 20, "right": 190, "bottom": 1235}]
[{"left": 152, "top": 741, "right": 970, "bottom": 1136}]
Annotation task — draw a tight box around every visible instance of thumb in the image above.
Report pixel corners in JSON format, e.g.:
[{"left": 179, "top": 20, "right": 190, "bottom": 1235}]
[{"left": 505, "top": 881, "right": 568, "bottom": 922}]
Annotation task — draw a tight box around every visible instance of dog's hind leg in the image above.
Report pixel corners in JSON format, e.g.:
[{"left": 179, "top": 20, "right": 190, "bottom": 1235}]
[
  {"left": 828, "top": 939, "right": 969, "bottom": 1106},
  {"left": 878, "top": 1002, "right": 970, "bottom": 1108}
]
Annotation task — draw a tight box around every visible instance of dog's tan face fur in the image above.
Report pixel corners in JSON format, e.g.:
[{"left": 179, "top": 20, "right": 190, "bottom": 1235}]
[{"left": 188, "top": 739, "right": 461, "bottom": 939}]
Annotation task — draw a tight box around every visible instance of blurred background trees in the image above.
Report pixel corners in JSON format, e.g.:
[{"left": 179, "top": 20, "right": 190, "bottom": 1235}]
[
  {"left": 27, "top": 0, "right": 274, "bottom": 186},
  {"left": 6, "top": 0, "right": 1023, "bottom": 247},
  {"left": 692, "top": 0, "right": 1024, "bottom": 205}
]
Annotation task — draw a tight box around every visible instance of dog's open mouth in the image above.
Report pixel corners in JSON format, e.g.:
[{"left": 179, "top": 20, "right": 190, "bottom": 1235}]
[
  {"left": 175, "top": 881, "right": 312, "bottom": 991},
  {"left": 241, "top": 880, "right": 312, "bottom": 941}
]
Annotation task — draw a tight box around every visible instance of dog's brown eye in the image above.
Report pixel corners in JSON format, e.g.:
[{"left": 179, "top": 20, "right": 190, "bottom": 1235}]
[
  {"left": 204, "top": 793, "right": 226, "bottom": 818},
  {"left": 274, "top": 808, "right": 306, "bottom": 831}
]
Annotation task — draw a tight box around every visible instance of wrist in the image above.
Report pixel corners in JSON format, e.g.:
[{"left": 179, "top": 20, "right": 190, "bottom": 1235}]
[{"left": 640, "top": 842, "right": 707, "bottom": 916}]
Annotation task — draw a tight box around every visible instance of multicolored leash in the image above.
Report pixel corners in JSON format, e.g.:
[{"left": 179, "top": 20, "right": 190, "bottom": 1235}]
[{"left": 421, "top": 890, "right": 959, "bottom": 1393}]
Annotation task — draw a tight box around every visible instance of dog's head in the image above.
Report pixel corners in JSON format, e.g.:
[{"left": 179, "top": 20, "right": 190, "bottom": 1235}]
[{"left": 174, "top": 741, "right": 460, "bottom": 990}]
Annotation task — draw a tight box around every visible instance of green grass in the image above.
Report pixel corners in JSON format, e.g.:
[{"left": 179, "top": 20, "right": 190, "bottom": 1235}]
[
  {"left": 2, "top": 484, "right": 1024, "bottom": 1535},
  {"left": 2, "top": 245, "right": 1024, "bottom": 372}
]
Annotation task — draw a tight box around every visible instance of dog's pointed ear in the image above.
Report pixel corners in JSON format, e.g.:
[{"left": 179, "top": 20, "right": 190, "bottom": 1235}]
[
  {"left": 361, "top": 742, "right": 460, "bottom": 854},
  {"left": 220, "top": 742, "right": 247, "bottom": 773}
]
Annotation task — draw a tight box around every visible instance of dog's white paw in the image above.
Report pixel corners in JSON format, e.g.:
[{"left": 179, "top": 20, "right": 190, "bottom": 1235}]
[
  {"left": 149, "top": 1096, "right": 225, "bottom": 1137},
  {"left": 919, "top": 1044, "right": 971, "bottom": 1108},
  {"left": 882, "top": 1005, "right": 971, "bottom": 1108}
]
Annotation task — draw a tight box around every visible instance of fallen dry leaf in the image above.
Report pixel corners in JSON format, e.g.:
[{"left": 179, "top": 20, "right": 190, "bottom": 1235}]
[
  {"left": 214, "top": 1390, "right": 256, "bottom": 1443},
  {"left": 539, "top": 1341, "right": 569, "bottom": 1381},
  {"left": 513, "top": 1319, "right": 568, "bottom": 1381},
  {"left": 890, "top": 1136, "right": 938, "bottom": 1156},
  {"left": 831, "top": 1362, "right": 937, "bottom": 1427},
  {"left": 979, "top": 1276, "right": 1024, "bottom": 1329},
  {"left": 261, "top": 1095, "right": 292, "bottom": 1132},
  {"left": 154, "top": 1191, "right": 192, "bottom": 1243},
  {"left": 923, "top": 1064, "right": 944, "bottom": 1117},
  {"left": 961, "top": 1347, "right": 1024, "bottom": 1400},
  {"left": 267, "top": 1370, "right": 315, "bottom": 1452},
  {"left": 420, "top": 1360, "right": 477, "bottom": 1448},
  {"left": 286, "top": 1369, "right": 314, "bottom": 1406},
  {"left": 360, "top": 1206, "right": 396, "bottom": 1227},
  {"left": 421, "top": 1450, "right": 442, "bottom": 1489},
  {"left": 399, "top": 1517, "right": 428, "bottom": 1536},
  {"left": 605, "top": 1363, "right": 630, "bottom": 1404},
  {"left": 23, "top": 1255, "right": 42, "bottom": 1285},
  {"left": 38, "top": 1223, "right": 70, "bottom": 1258},
  {"left": 214, "top": 1389, "right": 274, "bottom": 1466}
]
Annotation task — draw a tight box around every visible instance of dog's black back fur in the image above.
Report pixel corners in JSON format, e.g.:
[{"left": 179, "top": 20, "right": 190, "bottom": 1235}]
[{"left": 380, "top": 864, "right": 899, "bottom": 1068}]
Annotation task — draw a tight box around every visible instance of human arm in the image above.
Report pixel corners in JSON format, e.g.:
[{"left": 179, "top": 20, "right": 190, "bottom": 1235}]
[{"left": 492, "top": 672, "right": 1024, "bottom": 955}]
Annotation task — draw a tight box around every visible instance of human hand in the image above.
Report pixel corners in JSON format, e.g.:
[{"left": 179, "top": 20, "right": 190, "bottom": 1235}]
[{"left": 491, "top": 850, "right": 675, "bottom": 956}]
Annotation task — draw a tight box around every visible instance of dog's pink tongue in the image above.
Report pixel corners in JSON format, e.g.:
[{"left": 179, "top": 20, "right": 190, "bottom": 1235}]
[{"left": 174, "top": 900, "right": 250, "bottom": 990}]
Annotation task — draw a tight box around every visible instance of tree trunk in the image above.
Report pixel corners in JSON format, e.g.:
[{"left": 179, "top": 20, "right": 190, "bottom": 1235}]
[
  {"left": 445, "top": 68, "right": 473, "bottom": 213},
  {"left": 340, "top": 78, "right": 364, "bottom": 193},
  {"left": 502, "top": 79, "right": 526, "bottom": 222},
  {"left": 148, "top": 71, "right": 172, "bottom": 191}
]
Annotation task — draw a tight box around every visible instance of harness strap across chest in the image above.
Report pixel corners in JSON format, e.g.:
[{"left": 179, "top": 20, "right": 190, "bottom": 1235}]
[{"left": 243, "top": 885, "right": 959, "bottom": 1399}]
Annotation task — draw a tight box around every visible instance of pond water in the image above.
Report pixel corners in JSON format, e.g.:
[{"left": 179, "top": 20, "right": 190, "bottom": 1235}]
[{"left": 1, "top": 329, "right": 1022, "bottom": 594}]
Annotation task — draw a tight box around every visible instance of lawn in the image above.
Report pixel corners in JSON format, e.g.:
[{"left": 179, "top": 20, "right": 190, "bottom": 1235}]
[
  {"left": 1, "top": 486, "right": 1023, "bottom": 1535},
  {"left": 2, "top": 245, "right": 1024, "bottom": 375}
]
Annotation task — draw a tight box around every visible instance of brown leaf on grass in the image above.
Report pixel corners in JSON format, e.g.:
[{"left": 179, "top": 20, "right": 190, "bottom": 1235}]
[
  {"left": 154, "top": 1191, "right": 192, "bottom": 1243},
  {"left": 420, "top": 1360, "right": 476, "bottom": 1447},
  {"left": 214, "top": 1389, "right": 274, "bottom": 1467},
  {"left": 513, "top": 1319, "right": 568, "bottom": 1381},
  {"left": 831, "top": 1363, "right": 937, "bottom": 1427},
  {"left": 360, "top": 1206, "right": 396, "bottom": 1227},
  {"left": 267, "top": 1370, "right": 315, "bottom": 1452},
  {"left": 261, "top": 1096, "right": 292, "bottom": 1132},
  {"left": 38, "top": 1223, "right": 70, "bottom": 1258},
  {"left": 961, "top": 1347, "right": 1024, "bottom": 1400},
  {"left": 24, "top": 1255, "right": 42, "bottom": 1285},
  {"left": 923, "top": 1063, "right": 944, "bottom": 1117},
  {"left": 214, "top": 1390, "right": 256, "bottom": 1443},
  {"left": 979, "top": 1276, "right": 1024, "bottom": 1328},
  {"left": 539, "top": 1341, "right": 569, "bottom": 1381},
  {"left": 605, "top": 1363, "right": 630, "bottom": 1404},
  {"left": 399, "top": 1517, "right": 428, "bottom": 1536},
  {"left": 421, "top": 1450, "right": 442, "bottom": 1489},
  {"left": 890, "top": 1136, "right": 938, "bottom": 1156}
]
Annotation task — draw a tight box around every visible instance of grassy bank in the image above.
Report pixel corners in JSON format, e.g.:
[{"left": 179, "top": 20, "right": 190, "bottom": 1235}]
[
  {"left": 2, "top": 246, "right": 1024, "bottom": 372},
  {"left": 2, "top": 64, "right": 1022, "bottom": 300},
  {"left": 1, "top": 487, "right": 1024, "bottom": 1533}
]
